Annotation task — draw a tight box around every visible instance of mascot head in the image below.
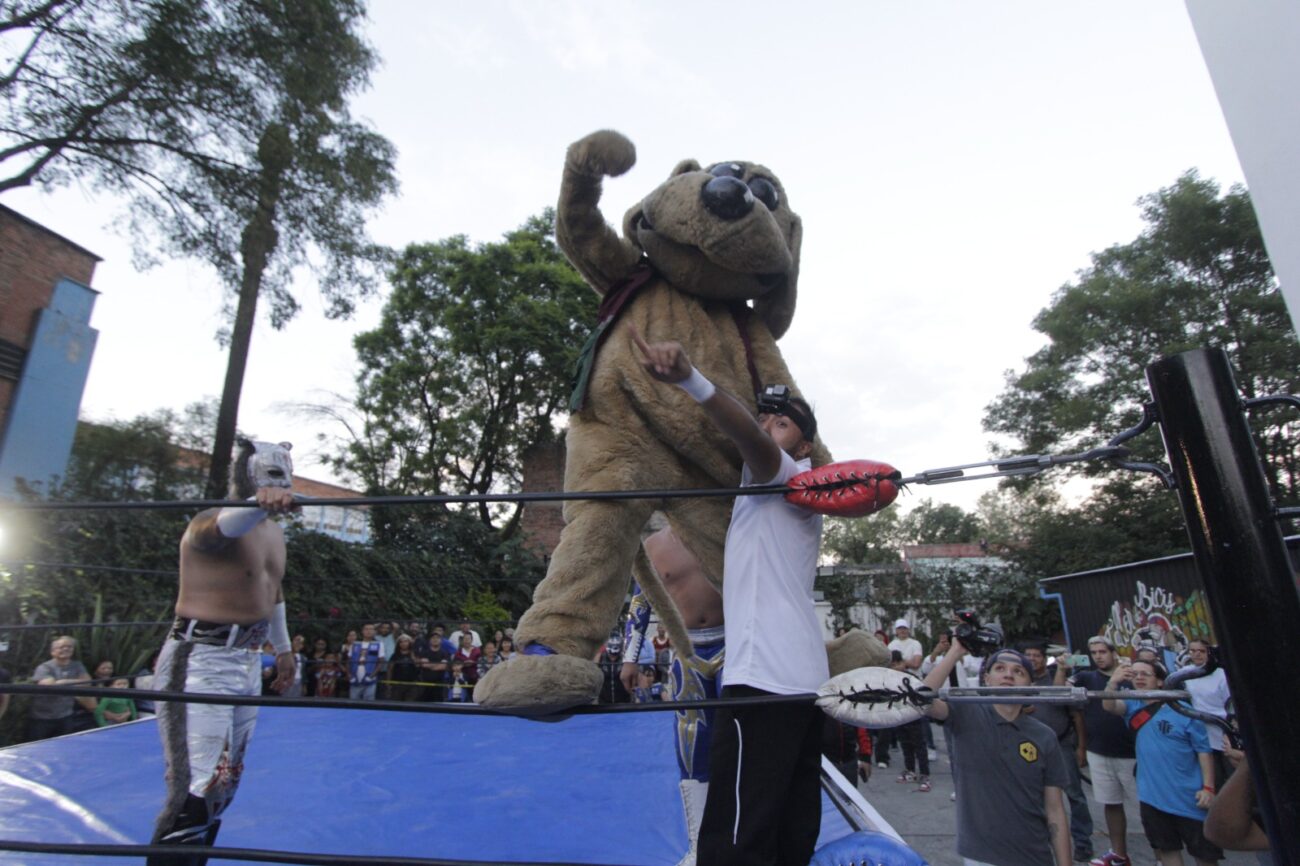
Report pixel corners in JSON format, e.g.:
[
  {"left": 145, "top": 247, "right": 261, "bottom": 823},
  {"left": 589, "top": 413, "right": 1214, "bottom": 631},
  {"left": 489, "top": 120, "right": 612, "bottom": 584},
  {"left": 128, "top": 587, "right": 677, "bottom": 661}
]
[{"left": 622, "top": 158, "right": 802, "bottom": 338}]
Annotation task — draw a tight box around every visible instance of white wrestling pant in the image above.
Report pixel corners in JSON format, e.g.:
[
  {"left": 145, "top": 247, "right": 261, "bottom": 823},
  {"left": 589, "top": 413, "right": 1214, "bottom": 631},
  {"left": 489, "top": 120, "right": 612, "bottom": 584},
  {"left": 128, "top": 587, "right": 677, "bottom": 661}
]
[{"left": 154, "top": 638, "right": 261, "bottom": 822}]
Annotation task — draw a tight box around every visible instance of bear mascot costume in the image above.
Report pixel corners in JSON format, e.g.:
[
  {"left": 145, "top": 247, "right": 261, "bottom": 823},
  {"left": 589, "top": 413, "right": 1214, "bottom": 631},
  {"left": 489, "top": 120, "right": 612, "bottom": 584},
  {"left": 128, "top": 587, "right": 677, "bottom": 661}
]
[{"left": 476, "top": 130, "right": 888, "bottom": 711}]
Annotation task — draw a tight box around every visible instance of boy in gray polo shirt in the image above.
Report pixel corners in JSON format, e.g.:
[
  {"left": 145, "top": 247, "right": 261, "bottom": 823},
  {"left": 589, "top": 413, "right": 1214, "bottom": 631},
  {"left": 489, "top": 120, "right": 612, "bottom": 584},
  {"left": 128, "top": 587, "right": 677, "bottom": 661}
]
[{"left": 924, "top": 642, "right": 1072, "bottom": 866}]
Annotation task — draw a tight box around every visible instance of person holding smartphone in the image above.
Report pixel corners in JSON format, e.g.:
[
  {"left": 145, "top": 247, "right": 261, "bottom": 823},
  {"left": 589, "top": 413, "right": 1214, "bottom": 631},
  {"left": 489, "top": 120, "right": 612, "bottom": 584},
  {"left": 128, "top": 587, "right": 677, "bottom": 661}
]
[{"left": 1060, "top": 637, "right": 1138, "bottom": 866}]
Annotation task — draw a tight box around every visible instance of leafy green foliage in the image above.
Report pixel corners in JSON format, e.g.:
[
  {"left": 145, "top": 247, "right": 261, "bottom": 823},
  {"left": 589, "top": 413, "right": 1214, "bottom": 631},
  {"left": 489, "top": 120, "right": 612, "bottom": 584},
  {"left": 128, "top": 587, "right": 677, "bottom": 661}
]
[
  {"left": 822, "top": 509, "right": 902, "bottom": 566},
  {"left": 0, "top": 407, "right": 544, "bottom": 743},
  {"left": 2, "top": 0, "right": 396, "bottom": 322},
  {"left": 0, "top": 0, "right": 399, "bottom": 498},
  {"left": 819, "top": 174, "right": 1294, "bottom": 643},
  {"left": 898, "top": 499, "right": 982, "bottom": 545},
  {"left": 984, "top": 172, "right": 1299, "bottom": 502},
  {"left": 334, "top": 211, "right": 595, "bottom": 531},
  {"left": 980, "top": 171, "right": 1297, "bottom": 579}
]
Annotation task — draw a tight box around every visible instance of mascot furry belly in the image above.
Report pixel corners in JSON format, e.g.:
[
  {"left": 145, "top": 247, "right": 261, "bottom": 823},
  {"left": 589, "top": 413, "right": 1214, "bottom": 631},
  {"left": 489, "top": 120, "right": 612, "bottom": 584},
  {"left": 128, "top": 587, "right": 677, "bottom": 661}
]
[{"left": 475, "top": 130, "right": 886, "bottom": 710}]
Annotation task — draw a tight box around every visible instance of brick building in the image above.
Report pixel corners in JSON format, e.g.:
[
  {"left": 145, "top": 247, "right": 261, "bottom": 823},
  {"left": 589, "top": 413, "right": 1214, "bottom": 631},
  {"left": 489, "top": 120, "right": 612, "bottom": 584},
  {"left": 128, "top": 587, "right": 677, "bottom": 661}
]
[
  {"left": 0, "top": 204, "right": 101, "bottom": 496},
  {"left": 520, "top": 438, "right": 566, "bottom": 559}
]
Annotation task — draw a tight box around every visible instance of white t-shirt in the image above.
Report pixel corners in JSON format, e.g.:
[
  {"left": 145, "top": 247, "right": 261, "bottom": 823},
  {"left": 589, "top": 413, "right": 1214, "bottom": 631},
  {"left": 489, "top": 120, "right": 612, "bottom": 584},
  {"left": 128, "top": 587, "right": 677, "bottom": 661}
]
[
  {"left": 452, "top": 629, "right": 482, "bottom": 649},
  {"left": 1183, "top": 666, "right": 1232, "bottom": 750},
  {"left": 721, "top": 452, "right": 827, "bottom": 695},
  {"left": 888, "top": 637, "right": 923, "bottom": 674},
  {"left": 921, "top": 652, "right": 982, "bottom": 687}
]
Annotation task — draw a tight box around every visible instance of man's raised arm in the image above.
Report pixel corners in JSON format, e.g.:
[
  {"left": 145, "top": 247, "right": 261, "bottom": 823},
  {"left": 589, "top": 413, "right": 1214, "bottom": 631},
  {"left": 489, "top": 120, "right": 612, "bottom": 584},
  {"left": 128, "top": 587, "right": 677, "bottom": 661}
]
[
  {"left": 920, "top": 642, "right": 968, "bottom": 722},
  {"left": 629, "top": 326, "right": 782, "bottom": 481}
]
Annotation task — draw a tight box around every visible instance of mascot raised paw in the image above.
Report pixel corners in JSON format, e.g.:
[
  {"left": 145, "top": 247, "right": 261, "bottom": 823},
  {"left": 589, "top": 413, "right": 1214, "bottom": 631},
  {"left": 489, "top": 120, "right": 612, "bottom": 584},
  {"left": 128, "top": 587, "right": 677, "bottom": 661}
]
[{"left": 476, "top": 129, "right": 838, "bottom": 712}]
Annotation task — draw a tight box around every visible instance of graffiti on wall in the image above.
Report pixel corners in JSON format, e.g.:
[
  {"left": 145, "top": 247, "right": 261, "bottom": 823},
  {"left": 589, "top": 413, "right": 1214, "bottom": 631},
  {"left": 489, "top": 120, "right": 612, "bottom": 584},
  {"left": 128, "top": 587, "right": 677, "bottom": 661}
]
[{"left": 1098, "top": 580, "right": 1215, "bottom": 668}]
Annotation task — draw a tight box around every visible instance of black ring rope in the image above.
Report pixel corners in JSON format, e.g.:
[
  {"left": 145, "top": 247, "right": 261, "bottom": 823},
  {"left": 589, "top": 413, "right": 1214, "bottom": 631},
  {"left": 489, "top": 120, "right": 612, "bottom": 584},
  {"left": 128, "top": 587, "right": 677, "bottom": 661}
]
[
  {"left": 0, "top": 484, "right": 791, "bottom": 511},
  {"left": 0, "top": 839, "right": 633, "bottom": 866},
  {"left": 3, "top": 392, "right": 1291, "bottom": 517},
  {"left": 0, "top": 618, "right": 526, "bottom": 631},
  {"left": 0, "top": 681, "right": 815, "bottom": 716},
  {"left": 0, "top": 560, "right": 543, "bottom": 585},
  {"left": 0, "top": 436, "right": 1179, "bottom": 514}
]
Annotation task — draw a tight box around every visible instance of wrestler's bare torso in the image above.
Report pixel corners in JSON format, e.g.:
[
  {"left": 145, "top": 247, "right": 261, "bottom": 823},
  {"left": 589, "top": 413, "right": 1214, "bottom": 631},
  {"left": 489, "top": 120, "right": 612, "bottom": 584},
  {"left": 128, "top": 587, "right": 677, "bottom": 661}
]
[
  {"left": 644, "top": 527, "right": 723, "bottom": 629},
  {"left": 175, "top": 509, "right": 286, "bottom": 625}
]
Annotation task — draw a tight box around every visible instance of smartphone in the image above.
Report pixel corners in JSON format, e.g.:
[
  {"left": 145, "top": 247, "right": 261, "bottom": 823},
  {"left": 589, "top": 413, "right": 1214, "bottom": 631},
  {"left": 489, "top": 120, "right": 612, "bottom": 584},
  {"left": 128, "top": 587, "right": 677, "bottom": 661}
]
[{"left": 1067, "top": 654, "right": 1091, "bottom": 669}]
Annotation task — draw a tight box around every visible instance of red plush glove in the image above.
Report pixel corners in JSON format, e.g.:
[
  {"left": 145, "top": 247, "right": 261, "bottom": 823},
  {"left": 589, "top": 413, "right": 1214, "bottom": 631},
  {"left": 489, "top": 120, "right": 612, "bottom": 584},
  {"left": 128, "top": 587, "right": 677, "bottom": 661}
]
[{"left": 785, "top": 459, "right": 901, "bottom": 517}]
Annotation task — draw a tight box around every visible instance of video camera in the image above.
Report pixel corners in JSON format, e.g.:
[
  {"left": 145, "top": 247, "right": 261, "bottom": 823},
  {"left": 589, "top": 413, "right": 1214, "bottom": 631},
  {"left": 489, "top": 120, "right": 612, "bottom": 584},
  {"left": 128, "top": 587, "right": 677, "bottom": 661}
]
[
  {"left": 952, "top": 608, "right": 1004, "bottom": 657},
  {"left": 756, "top": 383, "right": 792, "bottom": 415}
]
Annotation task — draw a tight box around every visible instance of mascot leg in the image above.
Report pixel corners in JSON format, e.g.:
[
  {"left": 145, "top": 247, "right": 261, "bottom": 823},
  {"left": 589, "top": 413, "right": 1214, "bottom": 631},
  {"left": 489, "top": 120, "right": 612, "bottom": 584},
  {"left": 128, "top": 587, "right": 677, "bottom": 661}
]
[
  {"left": 476, "top": 497, "right": 653, "bottom": 710},
  {"left": 826, "top": 629, "right": 891, "bottom": 675}
]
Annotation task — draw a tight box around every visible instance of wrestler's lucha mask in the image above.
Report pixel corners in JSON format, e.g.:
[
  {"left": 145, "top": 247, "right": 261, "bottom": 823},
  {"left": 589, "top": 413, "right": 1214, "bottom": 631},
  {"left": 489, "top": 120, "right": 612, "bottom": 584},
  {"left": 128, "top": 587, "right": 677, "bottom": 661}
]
[{"left": 231, "top": 439, "right": 293, "bottom": 499}]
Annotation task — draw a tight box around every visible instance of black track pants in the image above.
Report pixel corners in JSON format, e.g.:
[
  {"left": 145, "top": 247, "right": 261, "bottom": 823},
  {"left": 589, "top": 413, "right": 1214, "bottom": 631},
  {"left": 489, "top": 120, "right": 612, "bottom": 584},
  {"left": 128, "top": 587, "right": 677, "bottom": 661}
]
[{"left": 697, "top": 685, "right": 823, "bottom": 866}]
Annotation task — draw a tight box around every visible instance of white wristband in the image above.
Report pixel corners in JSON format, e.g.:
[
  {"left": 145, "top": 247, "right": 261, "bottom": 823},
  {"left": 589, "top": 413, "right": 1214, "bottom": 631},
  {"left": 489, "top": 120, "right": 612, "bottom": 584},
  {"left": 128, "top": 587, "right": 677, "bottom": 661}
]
[
  {"left": 216, "top": 501, "right": 268, "bottom": 538},
  {"left": 676, "top": 367, "right": 716, "bottom": 403},
  {"left": 268, "top": 602, "right": 291, "bottom": 655}
]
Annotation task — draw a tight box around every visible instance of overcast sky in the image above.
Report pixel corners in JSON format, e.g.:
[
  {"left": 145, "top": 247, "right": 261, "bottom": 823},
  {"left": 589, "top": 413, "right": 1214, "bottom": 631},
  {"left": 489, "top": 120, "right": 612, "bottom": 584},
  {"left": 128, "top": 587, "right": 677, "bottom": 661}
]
[{"left": 5, "top": 1, "right": 1247, "bottom": 513}]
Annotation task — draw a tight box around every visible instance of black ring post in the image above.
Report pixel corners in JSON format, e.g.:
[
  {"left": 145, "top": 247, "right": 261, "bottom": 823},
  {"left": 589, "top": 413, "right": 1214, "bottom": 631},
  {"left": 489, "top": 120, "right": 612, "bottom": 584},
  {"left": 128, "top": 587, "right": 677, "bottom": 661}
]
[{"left": 1147, "top": 347, "right": 1300, "bottom": 863}]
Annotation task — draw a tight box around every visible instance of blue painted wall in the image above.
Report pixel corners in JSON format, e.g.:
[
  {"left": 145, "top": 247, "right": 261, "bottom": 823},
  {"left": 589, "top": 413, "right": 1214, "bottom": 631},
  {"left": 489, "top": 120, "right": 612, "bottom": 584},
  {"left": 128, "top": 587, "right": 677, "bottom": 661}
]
[{"left": 0, "top": 278, "right": 98, "bottom": 497}]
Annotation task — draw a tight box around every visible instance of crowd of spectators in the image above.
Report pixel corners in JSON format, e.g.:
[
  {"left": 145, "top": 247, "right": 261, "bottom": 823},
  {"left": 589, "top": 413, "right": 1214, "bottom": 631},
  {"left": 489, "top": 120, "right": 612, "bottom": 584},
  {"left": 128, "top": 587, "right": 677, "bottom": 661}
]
[
  {"left": 822, "top": 618, "right": 1246, "bottom": 866},
  {"left": 3, "top": 619, "right": 529, "bottom": 744},
  {"left": 274, "top": 619, "right": 520, "bottom": 704},
  {"left": 5, "top": 617, "right": 1267, "bottom": 863}
]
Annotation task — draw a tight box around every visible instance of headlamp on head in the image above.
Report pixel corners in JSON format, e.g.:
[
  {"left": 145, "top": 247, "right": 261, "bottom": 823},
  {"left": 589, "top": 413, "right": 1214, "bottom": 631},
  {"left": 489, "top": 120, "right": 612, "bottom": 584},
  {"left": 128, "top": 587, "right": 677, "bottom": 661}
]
[
  {"left": 756, "top": 383, "right": 816, "bottom": 441},
  {"left": 756, "top": 384, "right": 791, "bottom": 415}
]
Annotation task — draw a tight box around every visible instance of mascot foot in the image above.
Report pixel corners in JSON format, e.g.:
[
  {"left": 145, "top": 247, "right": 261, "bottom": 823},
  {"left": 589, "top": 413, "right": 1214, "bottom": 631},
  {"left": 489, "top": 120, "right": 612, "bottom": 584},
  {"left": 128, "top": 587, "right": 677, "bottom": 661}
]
[
  {"left": 825, "top": 629, "right": 890, "bottom": 676},
  {"left": 474, "top": 651, "right": 603, "bottom": 714}
]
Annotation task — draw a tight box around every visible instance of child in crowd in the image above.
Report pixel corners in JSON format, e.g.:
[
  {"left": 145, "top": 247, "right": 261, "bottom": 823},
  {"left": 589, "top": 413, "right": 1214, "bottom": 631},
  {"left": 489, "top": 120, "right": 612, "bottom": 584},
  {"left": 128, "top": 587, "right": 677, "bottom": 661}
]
[
  {"left": 448, "top": 659, "right": 472, "bottom": 703},
  {"left": 94, "top": 678, "right": 137, "bottom": 726},
  {"left": 314, "top": 653, "right": 345, "bottom": 698},
  {"left": 633, "top": 665, "right": 663, "bottom": 703}
]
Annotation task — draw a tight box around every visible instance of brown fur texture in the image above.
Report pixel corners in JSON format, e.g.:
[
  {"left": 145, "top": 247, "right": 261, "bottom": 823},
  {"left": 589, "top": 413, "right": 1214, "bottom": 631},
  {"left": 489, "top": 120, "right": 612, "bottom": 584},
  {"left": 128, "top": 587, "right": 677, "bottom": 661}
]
[
  {"left": 477, "top": 130, "right": 853, "bottom": 710},
  {"left": 826, "top": 630, "right": 891, "bottom": 676}
]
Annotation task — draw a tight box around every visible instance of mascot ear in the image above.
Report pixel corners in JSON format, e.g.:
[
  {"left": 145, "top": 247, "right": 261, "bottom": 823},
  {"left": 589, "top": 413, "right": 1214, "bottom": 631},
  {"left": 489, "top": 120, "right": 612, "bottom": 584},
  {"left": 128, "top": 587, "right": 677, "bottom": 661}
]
[
  {"left": 670, "top": 158, "right": 701, "bottom": 177},
  {"left": 753, "top": 212, "right": 801, "bottom": 339}
]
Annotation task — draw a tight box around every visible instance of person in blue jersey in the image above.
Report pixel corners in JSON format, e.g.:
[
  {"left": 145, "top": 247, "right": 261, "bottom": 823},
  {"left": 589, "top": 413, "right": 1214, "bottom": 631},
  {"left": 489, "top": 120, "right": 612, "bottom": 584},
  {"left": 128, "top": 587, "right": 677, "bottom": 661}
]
[{"left": 1103, "top": 659, "right": 1222, "bottom": 866}]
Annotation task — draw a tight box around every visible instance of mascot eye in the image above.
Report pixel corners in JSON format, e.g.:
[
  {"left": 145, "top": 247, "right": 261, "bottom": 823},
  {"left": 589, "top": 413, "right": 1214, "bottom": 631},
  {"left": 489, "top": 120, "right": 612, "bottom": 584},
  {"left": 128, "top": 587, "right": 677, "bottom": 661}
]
[
  {"left": 749, "top": 177, "right": 780, "bottom": 210},
  {"left": 708, "top": 163, "right": 745, "bottom": 179}
]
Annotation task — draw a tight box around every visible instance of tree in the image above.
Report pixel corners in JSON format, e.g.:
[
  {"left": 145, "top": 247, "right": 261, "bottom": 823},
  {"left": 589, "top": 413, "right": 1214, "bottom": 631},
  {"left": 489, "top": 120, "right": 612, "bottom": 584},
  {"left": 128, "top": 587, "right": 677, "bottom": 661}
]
[
  {"left": 897, "top": 498, "right": 981, "bottom": 545},
  {"left": 197, "top": 2, "right": 397, "bottom": 497},
  {"left": 984, "top": 172, "right": 1300, "bottom": 508},
  {"left": 821, "top": 509, "right": 902, "bottom": 566},
  {"left": 335, "top": 211, "right": 595, "bottom": 533},
  {"left": 0, "top": 0, "right": 398, "bottom": 498},
  {"left": 2, "top": 0, "right": 239, "bottom": 193}
]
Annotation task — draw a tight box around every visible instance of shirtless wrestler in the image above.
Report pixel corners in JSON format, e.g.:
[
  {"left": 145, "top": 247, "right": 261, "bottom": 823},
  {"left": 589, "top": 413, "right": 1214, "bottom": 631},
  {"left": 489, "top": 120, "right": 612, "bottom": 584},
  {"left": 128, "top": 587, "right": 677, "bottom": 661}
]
[
  {"left": 620, "top": 525, "right": 724, "bottom": 863},
  {"left": 149, "top": 439, "right": 299, "bottom": 866}
]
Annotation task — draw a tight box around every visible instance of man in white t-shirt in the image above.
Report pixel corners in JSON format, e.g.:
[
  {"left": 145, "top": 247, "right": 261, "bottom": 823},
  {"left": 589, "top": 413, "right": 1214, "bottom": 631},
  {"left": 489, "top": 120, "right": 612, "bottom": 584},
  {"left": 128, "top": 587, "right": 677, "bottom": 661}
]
[
  {"left": 888, "top": 619, "right": 923, "bottom": 675},
  {"left": 1182, "top": 639, "right": 1232, "bottom": 752},
  {"left": 452, "top": 619, "right": 482, "bottom": 649},
  {"left": 632, "top": 329, "right": 826, "bottom": 866}
]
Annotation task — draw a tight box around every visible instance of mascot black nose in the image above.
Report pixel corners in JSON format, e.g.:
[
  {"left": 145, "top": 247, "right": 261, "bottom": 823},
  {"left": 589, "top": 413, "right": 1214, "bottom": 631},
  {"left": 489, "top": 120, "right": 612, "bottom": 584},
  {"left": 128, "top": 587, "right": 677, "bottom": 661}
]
[{"left": 701, "top": 175, "right": 755, "bottom": 221}]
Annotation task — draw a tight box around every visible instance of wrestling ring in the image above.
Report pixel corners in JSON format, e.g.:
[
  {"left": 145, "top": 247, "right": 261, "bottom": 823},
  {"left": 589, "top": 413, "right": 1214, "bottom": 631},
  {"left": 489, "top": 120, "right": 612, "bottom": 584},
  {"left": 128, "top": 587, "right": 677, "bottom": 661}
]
[{"left": 0, "top": 347, "right": 1297, "bottom": 864}]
